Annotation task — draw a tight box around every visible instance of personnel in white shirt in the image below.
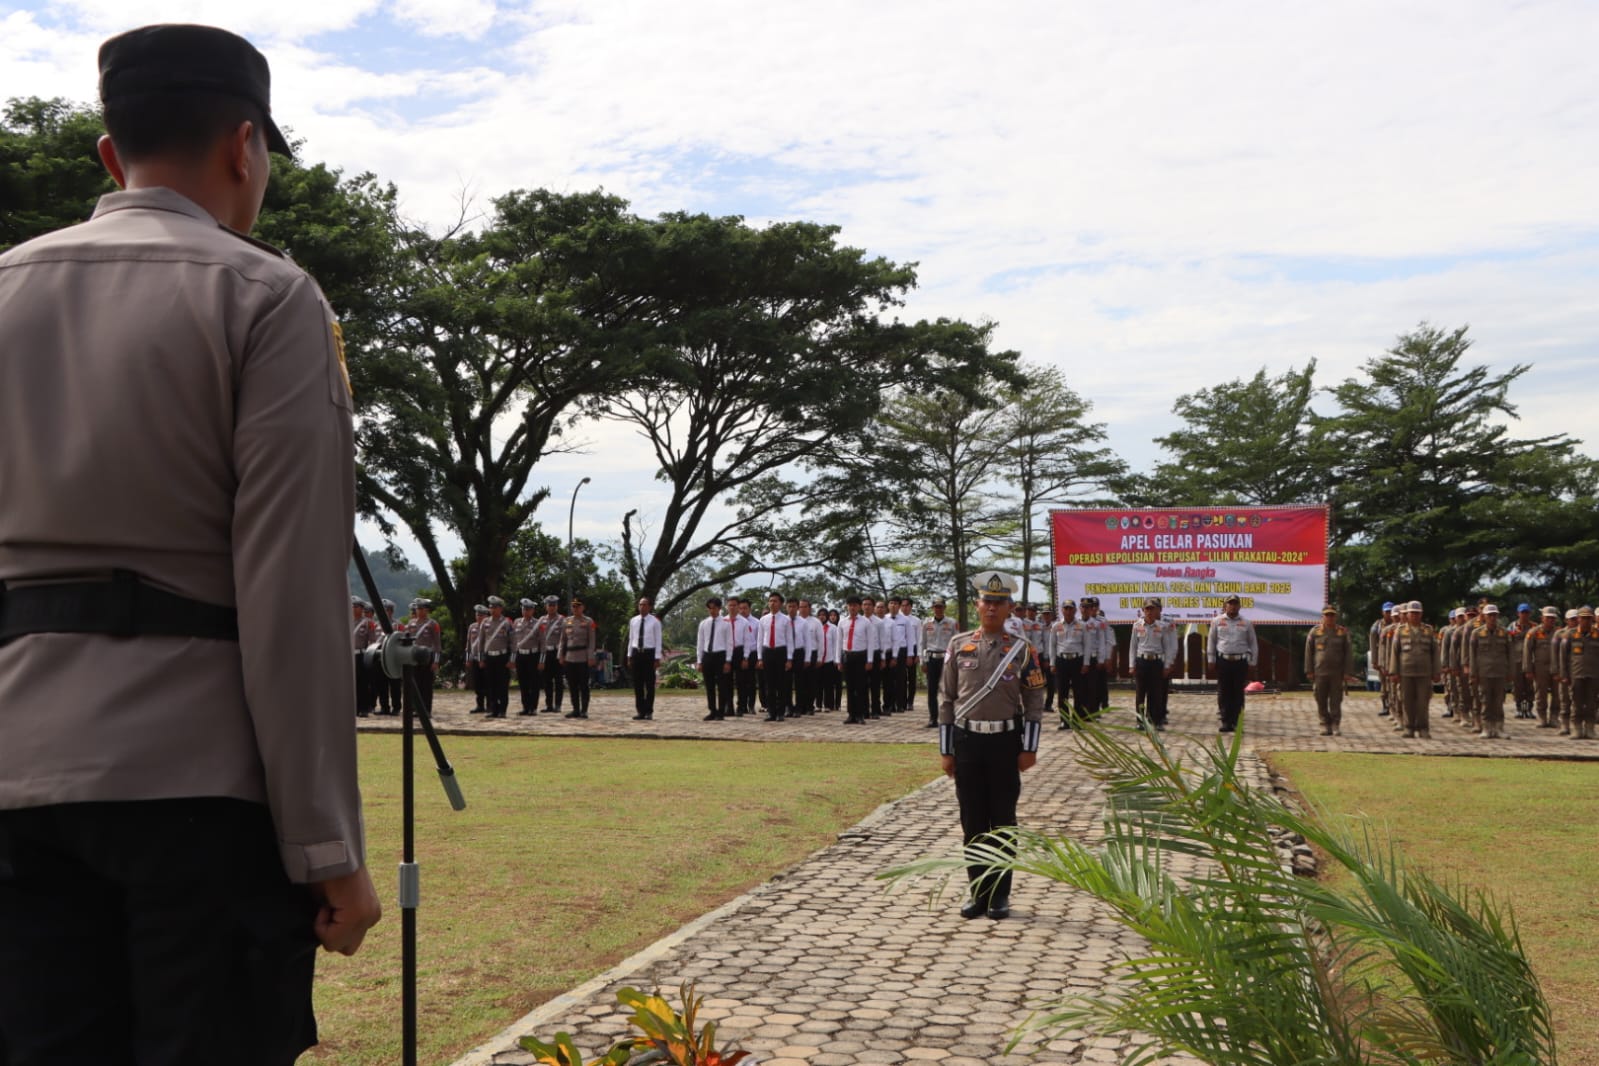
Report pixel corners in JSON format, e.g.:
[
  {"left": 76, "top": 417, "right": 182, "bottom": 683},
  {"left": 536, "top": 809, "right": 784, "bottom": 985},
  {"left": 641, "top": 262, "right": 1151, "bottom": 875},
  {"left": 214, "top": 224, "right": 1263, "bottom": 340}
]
[
  {"left": 756, "top": 592, "right": 794, "bottom": 720},
  {"left": 1052, "top": 601, "right": 1094, "bottom": 728},
  {"left": 695, "top": 597, "right": 736, "bottom": 721},
  {"left": 816, "top": 608, "right": 842, "bottom": 713},
  {"left": 1080, "top": 596, "right": 1113, "bottom": 716},
  {"left": 733, "top": 598, "right": 758, "bottom": 716},
  {"left": 883, "top": 598, "right": 909, "bottom": 714},
  {"left": 840, "top": 596, "right": 877, "bottom": 723},
  {"left": 791, "top": 599, "right": 820, "bottom": 716},
  {"left": 1130, "top": 597, "right": 1180, "bottom": 729},
  {"left": 1206, "top": 593, "right": 1258, "bottom": 733},
  {"left": 901, "top": 599, "right": 923, "bottom": 713},
  {"left": 627, "top": 597, "right": 664, "bottom": 721},
  {"left": 861, "top": 597, "right": 885, "bottom": 718}
]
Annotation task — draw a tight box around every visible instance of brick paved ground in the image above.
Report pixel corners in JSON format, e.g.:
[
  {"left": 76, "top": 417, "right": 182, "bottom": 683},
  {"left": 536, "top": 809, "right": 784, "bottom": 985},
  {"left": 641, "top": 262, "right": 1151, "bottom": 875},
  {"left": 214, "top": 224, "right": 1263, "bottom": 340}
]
[{"left": 407, "top": 686, "right": 1593, "bottom": 1066}]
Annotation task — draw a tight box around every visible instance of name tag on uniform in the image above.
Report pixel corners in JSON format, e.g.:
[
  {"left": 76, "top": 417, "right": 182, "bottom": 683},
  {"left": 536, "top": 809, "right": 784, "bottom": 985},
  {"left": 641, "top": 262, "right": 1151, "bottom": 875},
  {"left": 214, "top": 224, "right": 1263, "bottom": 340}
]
[{"left": 959, "top": 659, "right": 979, "bottom": 670}]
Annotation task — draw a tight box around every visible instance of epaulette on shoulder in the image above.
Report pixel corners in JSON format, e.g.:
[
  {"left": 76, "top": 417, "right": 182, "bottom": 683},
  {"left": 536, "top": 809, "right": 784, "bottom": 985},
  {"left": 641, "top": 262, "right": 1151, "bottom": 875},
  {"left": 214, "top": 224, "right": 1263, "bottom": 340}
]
[{"left": 217, "top": 222, "right": 287, "bottom": 259}]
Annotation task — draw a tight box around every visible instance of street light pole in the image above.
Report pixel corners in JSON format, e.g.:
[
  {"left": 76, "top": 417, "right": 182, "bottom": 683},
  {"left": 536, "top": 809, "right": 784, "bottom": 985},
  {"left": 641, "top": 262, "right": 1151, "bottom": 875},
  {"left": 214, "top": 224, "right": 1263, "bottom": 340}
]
[{"left": 566, "top": 476, "right": 591, "bottom": 608}]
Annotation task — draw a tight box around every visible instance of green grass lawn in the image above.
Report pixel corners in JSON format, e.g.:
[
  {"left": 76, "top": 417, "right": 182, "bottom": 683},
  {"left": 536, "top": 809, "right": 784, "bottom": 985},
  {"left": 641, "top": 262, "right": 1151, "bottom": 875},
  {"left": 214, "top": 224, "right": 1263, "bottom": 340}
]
[
  {"left": 306, "top": 735, "right": 937, "bottom": 1066},
  {"left": 1270, "top": 751, "right": 1599, "bottom": 1065}
]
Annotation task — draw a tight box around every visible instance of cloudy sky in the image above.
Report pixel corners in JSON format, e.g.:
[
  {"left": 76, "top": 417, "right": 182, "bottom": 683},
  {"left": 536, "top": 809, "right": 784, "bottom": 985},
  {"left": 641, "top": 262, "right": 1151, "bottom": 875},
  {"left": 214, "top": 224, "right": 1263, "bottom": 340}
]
[{"left": 5, "top": 0, "right": 1596, "bottom": 564}]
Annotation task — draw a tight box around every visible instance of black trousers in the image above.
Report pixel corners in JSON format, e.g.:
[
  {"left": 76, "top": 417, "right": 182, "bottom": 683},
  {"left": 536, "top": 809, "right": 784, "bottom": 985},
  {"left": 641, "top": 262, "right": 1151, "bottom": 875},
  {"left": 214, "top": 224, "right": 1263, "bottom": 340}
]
[
  {"left": 516, "top": 652, "right": 541, "bottom": 713},
  {"left": 886, "top": 656, "right": 906, "bottom": 711},
  {"left": 631, "top": 650, "right": 657, "bottom": 717},
  {"left": 953, "top": 728, "right": 1022, "bottom": 905},
  {"left": 542, "top": 649, "right": 564, "bottom": 710},
  {"left": 924, "top": 657, "right": 945, "bottom": 722},
  {"left": 353, "top": 651, "right": 372, "bottom": 715},
  {"left": 1054, "top": 655, "right": 1085, "bottom": 719},
  {"left": 564, "top": 660, "right": 591, "bottom": 716},
  {"left": 483, "top": 655, "right": 510, "bottom": 716},
  {"left": 736, "top": 654, "right": 757, "bottom": 713},
  {"left": 868, "top": 653, "right": 884, "bottom": 716},
  {"left": 0, "top": 799, "right": 318, "bottom": 1066},
  {"left": 375, "top": 661, "right": 401, "bottom": 715},
  {"left": 820, "top": 662, "right": 841, "bottom": 710},
  {"left": 906, "top": 657, "right": 919, "bottom": 710},
  {"left": 791, "top": 653, "right": 812, "bottom": 713},
  {"left": 1134, "top": 657, "right": 1169, "bottom": 725},
  {"left": 470, "top": 659, "right": 487, "bottom": 711},
  {"left": 1089, "top": 658, "right": 1109, "bottom": 713},
  {"left": 1216, "top": 657, "right": 1249, "bottom": 728},
  {"left": 844, "top": 652, "right": 869, "bottom": 721},
  {"left": 701, "top": 651, "right": 730, "bottom": 717},
  {"left": 759, "top": 647, "right": 789, "bottom": 718},
  {"left": 416, "top": 664, "right": 436, "bottom": 714}
]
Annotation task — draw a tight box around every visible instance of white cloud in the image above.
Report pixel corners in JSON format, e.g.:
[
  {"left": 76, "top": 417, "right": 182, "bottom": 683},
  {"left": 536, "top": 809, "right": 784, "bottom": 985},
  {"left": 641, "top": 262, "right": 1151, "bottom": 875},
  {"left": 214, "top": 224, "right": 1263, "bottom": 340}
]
[{"left": 4, "top": 0, "right": 1594, "bottom": 554}]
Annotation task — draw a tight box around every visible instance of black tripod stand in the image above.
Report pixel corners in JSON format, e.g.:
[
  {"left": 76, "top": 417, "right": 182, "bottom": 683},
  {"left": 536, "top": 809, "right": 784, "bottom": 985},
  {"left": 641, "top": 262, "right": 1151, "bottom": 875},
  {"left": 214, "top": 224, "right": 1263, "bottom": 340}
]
[{"left": 353, "top": 544, "right": 467, "bottom": 1066}]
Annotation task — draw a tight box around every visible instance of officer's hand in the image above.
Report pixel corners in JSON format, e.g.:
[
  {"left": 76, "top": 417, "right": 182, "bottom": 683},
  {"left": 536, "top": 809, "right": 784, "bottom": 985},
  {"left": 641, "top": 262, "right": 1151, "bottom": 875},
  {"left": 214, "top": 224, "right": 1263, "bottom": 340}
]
[
  {"left": 693, "top": 663, "right": 703, "bottom": 672},
  {"left": 1018, "top": 752, "right": 1038, "bottom": 773},
  {"left": 723, "top": 663, "right": 732, "bottom": 674},
  {"left": 311, "top": 867, "right": 382, "bottom": 956},
  {"left": 755, "top": 660, "right": 764, "bottom": 670},
  {"left": 784, "top": 661, "right": 792, "bottom": 672},
  {"left": 865, "top": 662, "right": 874, "bottom": 671},
  {"left": 941, "top": 754, "right": 955, "bottom": 779}
]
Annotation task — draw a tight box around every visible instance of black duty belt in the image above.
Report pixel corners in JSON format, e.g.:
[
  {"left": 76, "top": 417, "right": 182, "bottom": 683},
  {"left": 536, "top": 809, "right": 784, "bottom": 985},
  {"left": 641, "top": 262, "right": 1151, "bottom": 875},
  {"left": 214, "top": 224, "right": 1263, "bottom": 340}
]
[{"left": 0, "top": 570, "right": 239, "bottom": 644}]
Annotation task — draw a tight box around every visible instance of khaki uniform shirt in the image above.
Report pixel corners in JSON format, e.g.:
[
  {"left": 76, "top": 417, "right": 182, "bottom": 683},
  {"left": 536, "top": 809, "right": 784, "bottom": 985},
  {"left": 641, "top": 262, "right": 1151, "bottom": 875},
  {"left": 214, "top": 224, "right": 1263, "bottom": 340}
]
[
  {"left": 480, "top": 615, "right": 513, "bottom": 656},
  {"left": 0, "top": 188, "right": 361, "bottom": 882},
  {"left": 560, "top": 615, "right": 598, "bottom": 664},
  {"left": 1467, "top": 625, "right": 1513, "bottom": 679},
  {"left": 1304, "top": 623, "right": 1352, "bottom": 679},
  {"left": 412, "top": 618, "right": 442, "bottom": 664},
  {"left": 1385, "top": 622, "right": 1438, "bottom": 677},
  {"left": 540, "top": 613, "right": 565, "bottom": 653},
  {"left": 513, "top": 615, "right": 541, "bottom": 654},
  {"left": 1523, "top": 626, "right": 1556, "bottom": 674},
  {"left": 352, "top": 615, "right": 378, "bottom": 651},
  {"left": 1561, "top": 627, "right": 1599, "bottom": 680},
  {"left": 466, "top": 619, "right": 483, "bottom": 661},
  {"left": 923, "top": 617, "right": 958, "bottom": 661},
  {"left": 937, "top": 627, "right": 1046, "bottom": 753}
]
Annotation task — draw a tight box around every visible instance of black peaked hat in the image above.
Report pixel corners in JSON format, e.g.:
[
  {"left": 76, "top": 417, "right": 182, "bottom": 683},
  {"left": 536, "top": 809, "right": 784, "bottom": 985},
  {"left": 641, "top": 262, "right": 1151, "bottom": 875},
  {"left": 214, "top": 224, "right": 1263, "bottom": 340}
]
[{"left": 99, "top": 24, "right": 293, "bottom": 157}]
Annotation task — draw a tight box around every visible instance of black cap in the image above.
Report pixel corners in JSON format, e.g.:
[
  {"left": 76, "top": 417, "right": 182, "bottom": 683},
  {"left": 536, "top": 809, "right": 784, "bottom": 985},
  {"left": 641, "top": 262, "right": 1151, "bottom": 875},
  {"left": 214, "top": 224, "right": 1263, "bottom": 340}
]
[{"left": 99, "top": 24, "right": 293, "bottom": 157}]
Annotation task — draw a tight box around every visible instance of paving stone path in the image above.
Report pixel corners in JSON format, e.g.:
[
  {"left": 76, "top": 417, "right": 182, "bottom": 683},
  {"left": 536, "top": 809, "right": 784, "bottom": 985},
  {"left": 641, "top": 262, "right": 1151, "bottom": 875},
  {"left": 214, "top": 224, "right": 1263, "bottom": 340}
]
[{"left": 387, "top": 687, "right": 1592, "bottom": 1066}]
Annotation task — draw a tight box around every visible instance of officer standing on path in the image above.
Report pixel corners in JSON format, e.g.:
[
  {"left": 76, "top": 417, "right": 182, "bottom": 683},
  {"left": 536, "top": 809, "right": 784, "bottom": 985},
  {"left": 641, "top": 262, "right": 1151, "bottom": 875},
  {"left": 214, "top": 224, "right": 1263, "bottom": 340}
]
[
  {"left": 1560, "top": 606, "right": 1598, "bottom": 740},
  {"left": 0, "top": 25, "right": 379, "bottom": 1062},
  {"left": 466, "top": 604, "right": 488, "bottom": 713},
  {"left": 538, "top": 595, "right": 566, "bottom": 714},
  {"left": 479, "top": 596, "right": 514, "bottom": 718},
  {"left": 1370, "top": 602, "right": 1395, "bottom": 717},
  {"left": 410, "top": 598, "right": 442, "bottom": 714},
  {"left": 1304, "top": 606, "right": 1353, "bottom": 735},
  {"left": 1467, "top": 604, "right": 1514, "bottom": 739},
  {"left": 1130, "top": 598, "right": 1179, "bottom": 730},
  {"left": 1207, "top": 593, "right": 1257, "bottom": 733},
  {"left": 627, "top": 597, "right": 663, "bottom": 721},
  {"left": 1523, "top": 606, "right": 1560, "bottom": 728},
  {"left": 695, "top": 597, "right": 735, "bottom": 720},
  {"left": 560, "top": 597, "right": 599, "bottom": 719},
  {"left": 938, "top": 572, "right": 1045, "bottom": 922},
  {"left": 1080, "top": 596, "right": 1112, "bottom": 715},
  {"left": 513, "top": 598, "right": 542, "bottom": 715},
  {"left": 1385, "top": 601, "right": 1440, "bottom": 739},
  {"left": 352, "top": 598, "right": 378, "bottom": 716},
  {"left": 1050, "top": 600, "right": 1090, "bottom": 729},
  {"left": 922, "top": 598, "right": 958, "bottom": 729}
]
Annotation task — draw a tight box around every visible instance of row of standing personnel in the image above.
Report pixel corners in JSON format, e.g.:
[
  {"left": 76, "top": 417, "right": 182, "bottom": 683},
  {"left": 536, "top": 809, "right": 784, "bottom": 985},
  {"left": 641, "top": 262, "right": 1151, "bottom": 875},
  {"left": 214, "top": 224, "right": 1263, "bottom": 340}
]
[{"left": 1371, "top": 600, "right": 1599, "bottom": 740}]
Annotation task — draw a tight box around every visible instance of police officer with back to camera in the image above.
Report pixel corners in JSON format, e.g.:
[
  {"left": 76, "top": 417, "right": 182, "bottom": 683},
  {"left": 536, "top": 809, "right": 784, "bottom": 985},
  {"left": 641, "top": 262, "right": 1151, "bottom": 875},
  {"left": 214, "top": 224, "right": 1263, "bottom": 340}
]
[
  {"left": 938, "top": 572, "right": 1046, "bottom": 922},
  {"left": 0, "top": 24, "right": 379, "bottom": 1064}
]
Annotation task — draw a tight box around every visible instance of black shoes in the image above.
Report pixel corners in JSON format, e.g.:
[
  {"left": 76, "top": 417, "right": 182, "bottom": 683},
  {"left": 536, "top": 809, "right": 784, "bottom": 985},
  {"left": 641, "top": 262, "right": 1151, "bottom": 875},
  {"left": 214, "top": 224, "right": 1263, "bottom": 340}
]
[
  {"left": 986, "top": 896, "right": 1011, "bottom": 920},
  {"left": 959, "top": 898, "right": 986, "bottom": 920},
  {"left": 564, "top": 710, "right": 583, "bottom": 718}
]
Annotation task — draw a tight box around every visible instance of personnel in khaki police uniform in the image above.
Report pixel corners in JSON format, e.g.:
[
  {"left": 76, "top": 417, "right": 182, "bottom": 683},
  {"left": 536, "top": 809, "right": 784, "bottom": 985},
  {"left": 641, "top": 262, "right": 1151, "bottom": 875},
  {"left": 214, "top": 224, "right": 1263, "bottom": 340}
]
[
  {"left": 466, "top": 604, "right": 488, "bottom": 713},
  {"left": 1130, "top": 597, "right": 1180, "bottom": 729},
  {"left": 921, "top": 597, "right": 958, "bottom": 728},
  {"left": 1304, "top": 605, "right": 1353, "bottom": 735},
  {"left": 1522, "top": 606, "right": 1560, "bottom": 729},
  {"left": 1385, "top": 600, "right": 1439, "bottom": 738},
  {"left": 479, "top": 596, "right": 514, "bottom": 718},
  {"left": 938, "top": 572, "right": 1046, "bottom": 922},
  {"left": 539, "top": 595, "right": 566, "bottom": 713},
  {"left": 514, "top": 598, "right": 543, "bottom": 715},
  {"left": 1561, "top": 606, "right": 1598, "bottom": 740},
  {"left": 1466, "top": 604, "right": 1514, "bottom": 739},
  {"left": 0, "top": 25, "right": 378, "bottom": 1063},
  {"left": 560, "top": 596, "right": 600, "bottom": 719},
  {"left": 352, "top": 597, "right": 378, "bottom": 716},
  {"left": 410, "top": 598, "right": 442, "bottom": 714}
]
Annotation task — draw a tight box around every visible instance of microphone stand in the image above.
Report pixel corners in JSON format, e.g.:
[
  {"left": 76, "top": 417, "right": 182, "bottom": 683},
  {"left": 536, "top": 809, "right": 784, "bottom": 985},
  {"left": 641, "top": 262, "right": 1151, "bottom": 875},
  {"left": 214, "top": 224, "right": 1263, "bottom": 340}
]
[{"left": 353, "top": 542, "right": 467, "bottom": 1066}]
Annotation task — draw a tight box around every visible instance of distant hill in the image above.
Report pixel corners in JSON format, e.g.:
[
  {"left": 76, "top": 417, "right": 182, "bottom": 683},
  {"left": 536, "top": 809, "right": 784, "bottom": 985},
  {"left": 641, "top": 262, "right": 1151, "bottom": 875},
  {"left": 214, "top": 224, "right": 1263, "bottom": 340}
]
[{"left": 348, "top": 547, "right": 432, "bottom": 609}]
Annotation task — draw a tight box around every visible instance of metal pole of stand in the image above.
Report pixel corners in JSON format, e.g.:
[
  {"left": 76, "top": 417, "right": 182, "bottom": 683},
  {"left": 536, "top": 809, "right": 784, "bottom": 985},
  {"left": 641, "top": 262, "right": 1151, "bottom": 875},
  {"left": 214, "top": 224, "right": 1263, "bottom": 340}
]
[{"left": 352, "top": 543, "right": 466, "bottom": 1066}]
